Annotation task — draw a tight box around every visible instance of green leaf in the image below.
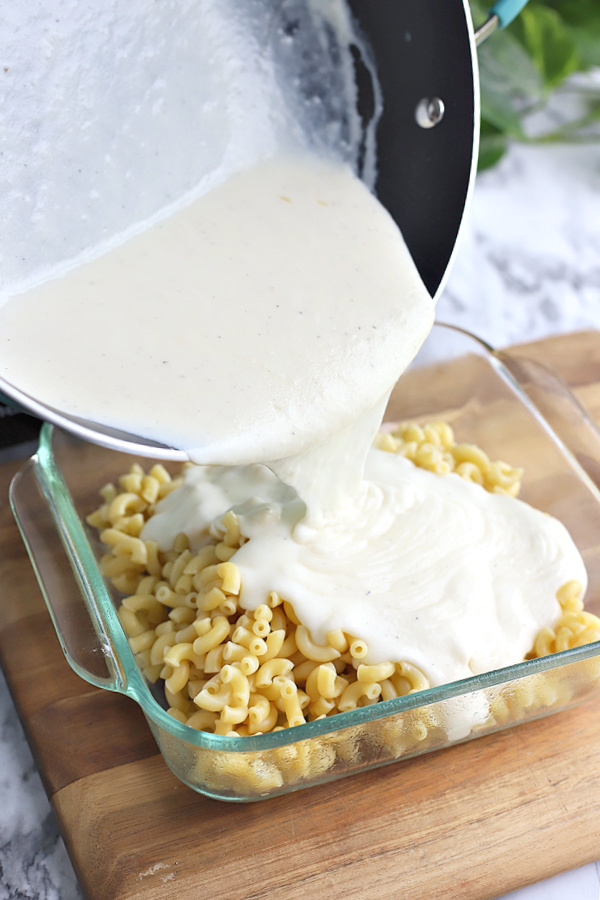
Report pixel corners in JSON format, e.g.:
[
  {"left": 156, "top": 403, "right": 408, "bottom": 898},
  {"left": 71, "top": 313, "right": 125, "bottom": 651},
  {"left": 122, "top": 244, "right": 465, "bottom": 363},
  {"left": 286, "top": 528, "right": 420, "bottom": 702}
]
[
  {"left": 545, "top": 0, "right": 600, "bottom": 30},
  {"left": 512, "top": 5, "right": 580, "bottom": 89},
  {"left": 477, "top": 28, "right": 543, "bottom": 135},
  {"left": 468, "top": 0, "right": 599, "bottom": 169},
  {"left": 541, "top": 0, "right": 600, "bottom": 68},
  {"left": 478, "top": 131, "right": 508, "bottom": 170}
]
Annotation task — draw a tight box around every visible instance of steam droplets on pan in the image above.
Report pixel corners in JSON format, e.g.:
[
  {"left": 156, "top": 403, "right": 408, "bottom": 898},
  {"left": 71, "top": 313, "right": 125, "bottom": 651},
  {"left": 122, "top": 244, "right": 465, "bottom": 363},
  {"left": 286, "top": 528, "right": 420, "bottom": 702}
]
[{"left": 0, "top": 1, "right": 384, "bottom": 457}]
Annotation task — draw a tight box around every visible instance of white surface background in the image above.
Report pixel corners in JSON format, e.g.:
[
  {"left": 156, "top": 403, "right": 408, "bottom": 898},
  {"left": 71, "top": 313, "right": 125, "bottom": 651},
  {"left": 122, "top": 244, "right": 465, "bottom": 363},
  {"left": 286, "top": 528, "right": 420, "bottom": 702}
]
[{"left": 1, "top": 123, "right": 600, "bottom": 900}]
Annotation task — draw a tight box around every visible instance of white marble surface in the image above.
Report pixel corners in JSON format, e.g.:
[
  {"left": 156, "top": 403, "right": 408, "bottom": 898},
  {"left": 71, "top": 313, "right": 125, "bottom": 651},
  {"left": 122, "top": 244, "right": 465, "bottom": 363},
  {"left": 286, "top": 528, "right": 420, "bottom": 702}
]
[
  {"left": 1, "top": 135, "right": 600, "bottom": 899},
  {"left": 439, "top": 142, "right": 600, "bottom": 348}
]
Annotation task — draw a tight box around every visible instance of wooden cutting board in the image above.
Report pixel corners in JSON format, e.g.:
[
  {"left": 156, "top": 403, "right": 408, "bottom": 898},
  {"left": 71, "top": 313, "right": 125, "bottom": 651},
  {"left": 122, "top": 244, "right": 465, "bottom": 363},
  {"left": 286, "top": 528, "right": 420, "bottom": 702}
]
[{"left": 2, "top": 330, "right": 600, "bottom": 900}]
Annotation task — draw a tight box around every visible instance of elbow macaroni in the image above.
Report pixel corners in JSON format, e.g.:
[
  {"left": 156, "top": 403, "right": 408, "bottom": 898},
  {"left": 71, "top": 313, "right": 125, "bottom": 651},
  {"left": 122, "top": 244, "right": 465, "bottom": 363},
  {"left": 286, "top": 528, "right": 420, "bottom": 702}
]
[{"left": 88, "top": 421, "right": 598, "bottom": 749}]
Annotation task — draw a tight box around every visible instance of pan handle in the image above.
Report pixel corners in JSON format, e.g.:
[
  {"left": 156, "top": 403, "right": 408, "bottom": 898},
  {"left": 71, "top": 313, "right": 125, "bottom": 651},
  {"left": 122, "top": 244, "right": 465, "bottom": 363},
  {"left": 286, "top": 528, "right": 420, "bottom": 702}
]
[{"left": 475, "top": 0, "right": 530, "bottom": 45}]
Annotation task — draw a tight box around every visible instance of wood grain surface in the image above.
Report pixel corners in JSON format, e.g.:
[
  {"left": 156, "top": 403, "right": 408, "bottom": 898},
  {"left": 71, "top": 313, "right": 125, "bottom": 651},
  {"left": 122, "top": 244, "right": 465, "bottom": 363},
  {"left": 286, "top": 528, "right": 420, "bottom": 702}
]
[{"left": 1, "top": 330, "right": 600, "bottom": 900}]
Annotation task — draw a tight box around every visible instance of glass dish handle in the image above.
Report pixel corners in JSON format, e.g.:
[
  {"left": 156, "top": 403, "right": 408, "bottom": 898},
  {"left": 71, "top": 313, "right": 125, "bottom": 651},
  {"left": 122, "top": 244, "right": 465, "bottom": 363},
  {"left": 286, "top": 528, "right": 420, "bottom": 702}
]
[
  {"left": 9, "top": 457, "right": 127, "bottom": 692},
  {"left": 495, "top": 350, "right": 600, "bottom": 495}
]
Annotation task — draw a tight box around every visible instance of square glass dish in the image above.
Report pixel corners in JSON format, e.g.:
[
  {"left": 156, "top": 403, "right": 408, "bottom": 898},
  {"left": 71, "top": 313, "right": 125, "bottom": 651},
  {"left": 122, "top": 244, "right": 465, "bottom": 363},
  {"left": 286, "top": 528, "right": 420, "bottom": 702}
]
[{"left": 9, "top": 322, "right": 600, "bottom": 802}]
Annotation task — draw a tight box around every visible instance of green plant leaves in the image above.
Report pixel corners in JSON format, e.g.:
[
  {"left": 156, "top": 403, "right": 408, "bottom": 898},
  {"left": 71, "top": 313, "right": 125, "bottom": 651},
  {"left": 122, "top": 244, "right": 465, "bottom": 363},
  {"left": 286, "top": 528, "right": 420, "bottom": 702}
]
[
  {"left": 542, "top": 0, "right": 600, "bottom": 69},
  {"left": 478, "top": 121, "right": 509, "bottom": 170},
  {"left": 512, "top": 5, "right": 579, "bottom": 89},
  {"left": 477, "top": 27, "right": 543, "bottom": 135},
  {"left": 470, "top": 0, "right": 600, "bottom": 169}
]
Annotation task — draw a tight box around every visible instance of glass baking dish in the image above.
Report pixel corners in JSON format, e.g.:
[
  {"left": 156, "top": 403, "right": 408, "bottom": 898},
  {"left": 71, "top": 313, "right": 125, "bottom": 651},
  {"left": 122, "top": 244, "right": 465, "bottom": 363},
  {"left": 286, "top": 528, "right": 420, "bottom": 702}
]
[{"left": 9, "top": 322, "right": 600, "bottom": 802}]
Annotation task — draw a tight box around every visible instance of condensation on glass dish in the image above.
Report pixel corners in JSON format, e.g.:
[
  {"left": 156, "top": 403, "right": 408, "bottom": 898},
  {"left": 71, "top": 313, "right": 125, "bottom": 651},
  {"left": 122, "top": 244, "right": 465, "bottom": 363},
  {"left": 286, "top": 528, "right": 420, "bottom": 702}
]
[{"left": 0, "top": 0, "right": 381, "bottom": 299}]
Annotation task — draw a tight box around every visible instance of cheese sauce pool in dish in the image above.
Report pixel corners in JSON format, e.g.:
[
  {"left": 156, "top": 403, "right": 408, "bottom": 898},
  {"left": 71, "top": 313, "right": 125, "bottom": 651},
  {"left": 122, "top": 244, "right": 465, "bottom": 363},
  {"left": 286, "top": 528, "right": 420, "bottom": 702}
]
[{"left": 0, "top": 153, "right": 588, "bottom": 688}]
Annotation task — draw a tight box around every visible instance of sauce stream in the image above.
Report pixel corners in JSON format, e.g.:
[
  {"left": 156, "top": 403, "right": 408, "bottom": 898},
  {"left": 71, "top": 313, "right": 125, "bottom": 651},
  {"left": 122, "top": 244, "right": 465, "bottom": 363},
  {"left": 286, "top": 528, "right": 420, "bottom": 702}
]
[{"left": 0, "top": 153, "right": 587, "bottom": 688}]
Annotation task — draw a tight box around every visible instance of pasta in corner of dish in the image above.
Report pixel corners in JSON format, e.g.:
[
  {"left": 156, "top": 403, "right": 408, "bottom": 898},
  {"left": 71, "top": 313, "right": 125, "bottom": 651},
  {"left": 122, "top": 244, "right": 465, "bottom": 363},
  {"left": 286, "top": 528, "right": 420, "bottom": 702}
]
[
  {"left": 86, "top": 420, "right": 598, "bottom": 739},
  {"left": 372, "top": 419, "right": 524, "bottom": 495}
]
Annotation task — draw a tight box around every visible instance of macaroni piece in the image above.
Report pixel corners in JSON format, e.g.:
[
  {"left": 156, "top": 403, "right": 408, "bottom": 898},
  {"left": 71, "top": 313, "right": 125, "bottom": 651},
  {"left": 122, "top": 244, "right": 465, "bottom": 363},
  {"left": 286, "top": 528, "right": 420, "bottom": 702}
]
[
  {"left": 529, "top": 579, "right": 600, "bottom": 656},
  {"left": 88, "top": 422, "right": 598, "bottom": 751},
  {"left": 373, "top": 419, "right": 524, "bottom": 496}
]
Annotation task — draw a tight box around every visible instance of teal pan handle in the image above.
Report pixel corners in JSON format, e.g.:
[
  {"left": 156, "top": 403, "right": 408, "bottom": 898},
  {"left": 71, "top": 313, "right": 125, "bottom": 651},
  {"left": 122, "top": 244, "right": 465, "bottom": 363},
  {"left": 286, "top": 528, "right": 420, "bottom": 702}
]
[
  {"left": 490, "top": 0, "right": 530, "bottom": 29},
  {"left": 475, "top": 0, "right": 530, "bottom": 45}
]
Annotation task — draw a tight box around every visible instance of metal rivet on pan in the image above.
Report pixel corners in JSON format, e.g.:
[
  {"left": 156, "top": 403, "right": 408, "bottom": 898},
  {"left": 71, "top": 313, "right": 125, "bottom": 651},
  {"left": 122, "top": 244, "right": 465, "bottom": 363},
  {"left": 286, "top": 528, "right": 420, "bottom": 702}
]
[{"left": 415, "top": 97, "right": 445, "bottom": 128}]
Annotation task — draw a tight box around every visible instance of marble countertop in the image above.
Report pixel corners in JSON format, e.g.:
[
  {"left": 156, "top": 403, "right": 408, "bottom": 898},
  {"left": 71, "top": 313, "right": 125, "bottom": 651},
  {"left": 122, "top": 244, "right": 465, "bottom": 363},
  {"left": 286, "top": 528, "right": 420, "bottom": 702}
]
[{"left": 1, "top": 125, "right": 599, "bottom": 899}]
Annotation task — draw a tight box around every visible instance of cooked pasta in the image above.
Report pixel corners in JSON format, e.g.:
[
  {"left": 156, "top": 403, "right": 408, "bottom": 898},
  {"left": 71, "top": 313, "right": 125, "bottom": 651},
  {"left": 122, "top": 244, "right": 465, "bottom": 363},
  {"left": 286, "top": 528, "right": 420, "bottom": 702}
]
[
  {"left": 372, "top": 419, "right": 523, "bottom": 496},
  {"left": 87, "top": 420, "right": 597, "bottom": 742}
]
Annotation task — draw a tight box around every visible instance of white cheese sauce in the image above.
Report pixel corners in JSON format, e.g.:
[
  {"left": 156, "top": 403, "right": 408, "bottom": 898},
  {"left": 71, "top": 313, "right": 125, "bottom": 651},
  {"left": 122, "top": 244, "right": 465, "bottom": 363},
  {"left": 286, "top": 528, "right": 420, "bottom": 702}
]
[
  {"left": 0, "top": 155, "right": 433, "bottom": 465},
  {"left": 0, "top": 152, "right": 588, "bottom": 689},
  {"left": 143, "top": 445, "right": 586, "bottom": 686}
]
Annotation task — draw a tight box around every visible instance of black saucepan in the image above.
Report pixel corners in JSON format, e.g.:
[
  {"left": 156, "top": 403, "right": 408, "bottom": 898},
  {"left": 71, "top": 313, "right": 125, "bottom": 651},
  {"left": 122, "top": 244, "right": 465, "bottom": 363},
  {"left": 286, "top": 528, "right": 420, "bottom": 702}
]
[
  {"left": 347, "top": 0, "right": 478, "bottom": 298},
  {"left": 0, "top": 0, "right": 526, "bottom": 454}
]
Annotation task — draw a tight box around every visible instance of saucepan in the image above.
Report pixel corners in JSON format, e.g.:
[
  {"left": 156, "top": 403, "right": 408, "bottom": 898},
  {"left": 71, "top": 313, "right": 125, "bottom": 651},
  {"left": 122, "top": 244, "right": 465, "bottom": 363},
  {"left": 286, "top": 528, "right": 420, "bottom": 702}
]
[
  {"left": 0, "top": 0, "right": 529, "bottom": 456},
  {"left": 346, "top": 0, "right": 528, "bottom": 297}
]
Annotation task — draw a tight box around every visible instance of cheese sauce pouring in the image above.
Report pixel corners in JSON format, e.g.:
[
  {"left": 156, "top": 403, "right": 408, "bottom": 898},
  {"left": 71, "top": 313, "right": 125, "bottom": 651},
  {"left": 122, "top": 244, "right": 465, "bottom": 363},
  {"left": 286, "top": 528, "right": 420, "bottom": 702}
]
[{"left": 0, "top": 152, "right": 588, "bottom": 690}]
